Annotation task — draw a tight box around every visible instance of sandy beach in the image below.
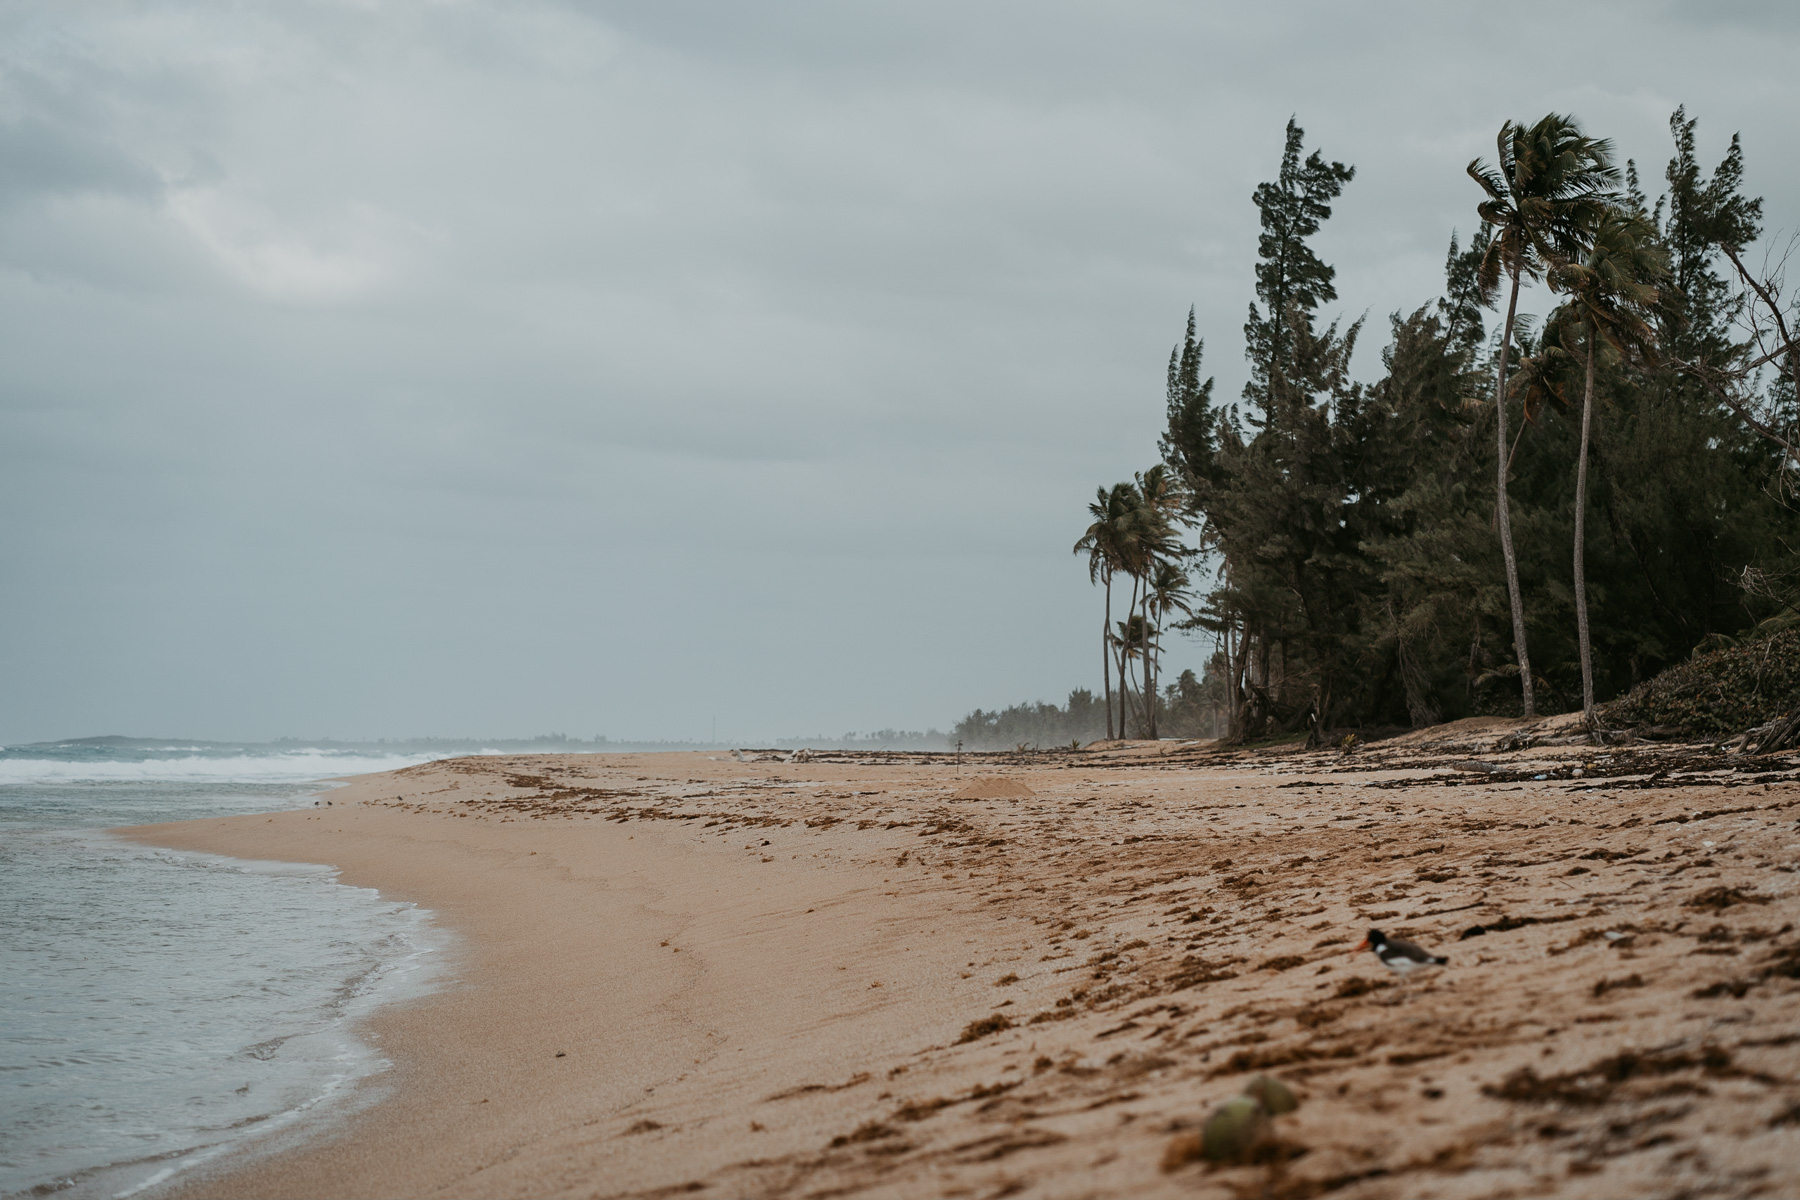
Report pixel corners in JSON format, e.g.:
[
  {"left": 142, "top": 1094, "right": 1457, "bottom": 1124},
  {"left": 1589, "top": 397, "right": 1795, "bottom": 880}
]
[{"left": 122, "top": 723, "right": 1800, "bottom": 1199}]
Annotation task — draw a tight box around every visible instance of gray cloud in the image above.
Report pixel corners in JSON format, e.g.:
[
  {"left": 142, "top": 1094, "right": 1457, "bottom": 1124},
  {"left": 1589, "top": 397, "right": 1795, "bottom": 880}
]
[{"left": 1, "top": 1, "right": 1796, "bottom": 741}]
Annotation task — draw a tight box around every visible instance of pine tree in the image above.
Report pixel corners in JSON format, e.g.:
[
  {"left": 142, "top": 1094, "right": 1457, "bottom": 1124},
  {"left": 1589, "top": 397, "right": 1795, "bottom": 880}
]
[
  {"left": 1243, "top": 118, "right": 1356, "bottom": 412},
  {"left": 1137, "top": 106, "right": 1799, "bottom": 743}
]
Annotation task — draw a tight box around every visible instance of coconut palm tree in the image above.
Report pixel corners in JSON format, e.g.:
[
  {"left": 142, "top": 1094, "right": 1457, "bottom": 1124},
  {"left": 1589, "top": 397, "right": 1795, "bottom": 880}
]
[
  {"left": 1112, "top": 613, "right": 1152, "bottom": 736},
  {"left": 1075, "top": 482, "right": 1139, "bottom": 739},
  {"left": 1144, "top": 558, "right": 1194, "bottom": 737},
  {"left": 1109, "top": 467, "right": 1183, "bottom": 736},
  {"left": 1548, "top": 207, "right": 1666, "bottom": 729},
  {"left": 1113, "top": 496, "right": 1154, "bottom": 738},
  {"left": 1130, "top": 465, "right": 1183, "bottom": 735},
  {"left": 1468, "top": 113, "right": 1618, "bottom": 719}
]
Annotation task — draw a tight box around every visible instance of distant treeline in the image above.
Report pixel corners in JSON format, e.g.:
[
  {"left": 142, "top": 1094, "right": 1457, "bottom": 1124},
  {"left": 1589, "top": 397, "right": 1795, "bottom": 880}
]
[
  {"left": 1079, "top": 109, "right": 1800, "bottom": 746},
  {"left": 764, "top": 730, "right": 950, "bottom": 750},
  {"left": 952, "top": 674, "right": 1223, "bottom": 749},
  {"left": 273, "top": 732, "right": 955, "bottom": 752}
]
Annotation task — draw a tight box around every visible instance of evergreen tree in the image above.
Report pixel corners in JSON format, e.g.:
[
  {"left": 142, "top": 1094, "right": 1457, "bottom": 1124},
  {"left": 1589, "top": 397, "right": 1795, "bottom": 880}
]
[
  {"left": 1123, "top": 106, "right": 1800, "bottom": 745},
  {"left": 1243, "top": 118, "right": 1356, "bottom": 411}
]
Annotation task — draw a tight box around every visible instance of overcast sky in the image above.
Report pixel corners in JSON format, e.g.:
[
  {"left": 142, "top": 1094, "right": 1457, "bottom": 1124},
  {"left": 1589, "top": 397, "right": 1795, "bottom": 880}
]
[{"left": 2, "top": 1, "right": 1796, "bottom": 743}]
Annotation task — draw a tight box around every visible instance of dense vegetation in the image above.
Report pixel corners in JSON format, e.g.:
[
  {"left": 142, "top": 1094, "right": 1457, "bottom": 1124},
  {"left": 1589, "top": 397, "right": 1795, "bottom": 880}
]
[
  {"left": 1069, "top": 109, "right": 1799, "bottom": 745},
  {"left": 1604, "top": 626, "right": 1800, "bottom": 736}
]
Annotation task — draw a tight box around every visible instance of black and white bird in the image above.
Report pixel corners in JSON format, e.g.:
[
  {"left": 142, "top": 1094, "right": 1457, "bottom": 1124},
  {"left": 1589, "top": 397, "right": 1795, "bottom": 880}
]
[{"left": 1354, "top": 928, "right": 1448, "bottom": 976}]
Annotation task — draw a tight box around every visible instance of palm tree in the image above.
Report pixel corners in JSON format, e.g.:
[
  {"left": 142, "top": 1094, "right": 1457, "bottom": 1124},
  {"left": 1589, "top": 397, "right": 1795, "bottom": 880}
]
[
  {"left": 1144, "top": 558, "right": 1194, "bottom": 736},
  {"left": 1113, "top": 497, "right": 1152, "bottom": 738},
  {"left": 1112, "top": 614, "right": 1150, "bottom": 735},
  {"left": 1468, "top": 114, "right": 1618, "bottom": 719},
  {"left": 1075, "top": 482, "right": 1138, "bottom": 739},
  {"left": 1106, "top": 467, "right": 1183, "bottom": 737},
  {"left": 1548, "top": 207, "right": 1666, "bottom": 729},
  {"left": 1130, "top": 466, "right": 1183, "bottom": 735}
]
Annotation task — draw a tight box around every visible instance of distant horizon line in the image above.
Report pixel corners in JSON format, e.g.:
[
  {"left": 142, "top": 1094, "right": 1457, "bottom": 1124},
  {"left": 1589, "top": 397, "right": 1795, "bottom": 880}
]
[{"left": 2, "top": 731, "right": 955, "bottom": 751}]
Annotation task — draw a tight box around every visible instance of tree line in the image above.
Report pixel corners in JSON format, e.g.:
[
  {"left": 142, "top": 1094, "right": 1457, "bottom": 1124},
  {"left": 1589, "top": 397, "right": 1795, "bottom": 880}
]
[
  {"left": 1079, "top": 109, "right": 1800, "bottom": 745},
  {"left": 951, "top": 673, "right": 1220, "bottom": 750}
]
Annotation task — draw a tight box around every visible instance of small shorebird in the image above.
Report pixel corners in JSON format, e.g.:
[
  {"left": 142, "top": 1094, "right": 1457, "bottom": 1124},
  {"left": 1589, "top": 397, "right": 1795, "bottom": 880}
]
[{"left": 1354, "top": 928, "right": 1449, "bottom": 976}]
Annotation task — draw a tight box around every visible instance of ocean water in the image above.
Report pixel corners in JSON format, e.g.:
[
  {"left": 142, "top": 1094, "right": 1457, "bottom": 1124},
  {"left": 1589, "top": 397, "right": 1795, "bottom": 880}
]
[{"left": 0, "top": 741, "right": 454, "bottom": 1200}]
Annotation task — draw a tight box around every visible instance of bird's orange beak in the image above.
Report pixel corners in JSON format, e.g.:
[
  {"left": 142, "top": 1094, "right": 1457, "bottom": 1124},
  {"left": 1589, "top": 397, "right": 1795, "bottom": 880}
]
[{"left": 1351, "top": 937, "right": 1370, "bottom": 953}]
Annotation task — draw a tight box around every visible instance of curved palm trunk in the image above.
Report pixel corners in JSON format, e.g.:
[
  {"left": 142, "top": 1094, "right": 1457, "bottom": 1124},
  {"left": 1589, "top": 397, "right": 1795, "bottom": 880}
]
[
  {"left": 1102, "top": 570, "right": 1114, "bottom": 740},
  {"left": 1574, "top": 321, "right": 1598, "bottom": 728},
  {"left": 1493, "top": 268, "right": 1537, "bottom": 719}
]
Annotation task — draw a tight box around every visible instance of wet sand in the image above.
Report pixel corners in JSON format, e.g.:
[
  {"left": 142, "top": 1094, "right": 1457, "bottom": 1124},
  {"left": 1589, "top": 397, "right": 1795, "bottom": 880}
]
[{"left": 125, "top": 723, "right": 1800, "bottom": 1198}]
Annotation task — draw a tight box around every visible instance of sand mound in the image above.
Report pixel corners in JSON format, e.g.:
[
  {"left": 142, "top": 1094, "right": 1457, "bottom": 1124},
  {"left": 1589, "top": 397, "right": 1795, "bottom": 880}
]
[{"left": 949, "top": 776, "right": 1036, "bottom": 799}]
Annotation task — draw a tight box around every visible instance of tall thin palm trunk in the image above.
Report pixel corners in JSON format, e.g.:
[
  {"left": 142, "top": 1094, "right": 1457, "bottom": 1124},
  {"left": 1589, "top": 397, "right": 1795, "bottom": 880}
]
[
  {"left": 1119, "top": 574, "right": 1141, "bottom": 736},
  {"left": 1135, "top": 586, "right": 1153, "bottom": 736},
  {"left": 1574, "top": 319, "right": 1598, "bottom": 726},
  {"left": 1493, "top": 267, "right": 1537, "bottom": 719},
  {"left": 1147, "top": 604, "right": 1159, "bottom": 740},
  {"left": 1101, "top": 570, "right": 1114, "bottom": 740},
  {"left": 1141, "top": 559, "right": 1157, "bottom": 739}
]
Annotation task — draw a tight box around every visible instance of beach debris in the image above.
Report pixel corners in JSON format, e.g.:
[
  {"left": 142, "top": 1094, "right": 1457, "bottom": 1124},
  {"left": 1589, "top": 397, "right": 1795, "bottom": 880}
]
[
  {"left": 1592, "top": 974, "right": 1644, "bottom": 998},
  {"left": 1162, "top": 1076, "right": 1300, "bottom": 1170},
  {"left": 1200, "top": 1096, "right": 1272, "bottom": 1163},
  {"left": 955, "top": 1013, "right": 1014, "bottom": 1043},
  {"left": 1687, "top": 886, "right": 1769, "bottom": 911},
  {"left": 1160, "top": 1132, "right": 1207, "bottom": 1171},
  {"left": 1242, "top": 1074, "right": 1298, "bottom": 1115},
  {"left": 829, "top": 1120, "right": 899, "bottom": 1147},
  {"left": 1332, "top": 974, "right": 1391, "bottom": 998},
  {"left": 1355, "top": 928, "right": 1448, "bottom": 976},
  {"left": 1602, "top": 628, "right": 1800, "bottom": 738},
  {"left": 1483, "top": 1044, "right": 1734, "bottom": 1107}
]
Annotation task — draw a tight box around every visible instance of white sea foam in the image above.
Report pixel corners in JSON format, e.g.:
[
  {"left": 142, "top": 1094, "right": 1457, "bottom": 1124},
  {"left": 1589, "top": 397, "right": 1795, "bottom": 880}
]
[
  {"left": 0, "top": 749, "right": 457, "bottom": 1199},
  {"left": 0, "top": 751, "right": 442, "bottom": 785}
]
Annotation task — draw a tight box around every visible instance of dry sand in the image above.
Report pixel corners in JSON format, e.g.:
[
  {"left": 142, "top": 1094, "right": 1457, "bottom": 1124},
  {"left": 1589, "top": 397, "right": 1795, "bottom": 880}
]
[{"left": 123, "top": 728, "right": 1800, "bottom": 1199}]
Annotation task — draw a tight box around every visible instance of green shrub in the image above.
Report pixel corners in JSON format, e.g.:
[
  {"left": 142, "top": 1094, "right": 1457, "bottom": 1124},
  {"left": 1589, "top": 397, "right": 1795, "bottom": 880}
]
[{"left": 1603, "top": 630, "right": 1800, "bottom": 734}]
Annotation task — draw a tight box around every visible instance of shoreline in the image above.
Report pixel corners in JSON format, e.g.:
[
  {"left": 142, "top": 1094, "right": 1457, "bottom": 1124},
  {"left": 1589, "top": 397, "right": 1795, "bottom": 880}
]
[
  {"left": 78, "top": 839, "right": 445, "bottom": 1200},
  {"left": 0, "top": 781, "right": 445, "bottom": 1200},
  {"left": 120, "top": 742, "right": 1800, "bottom": 1198},
  {"left": 120, "top": 752, "right": 1013, "bottom": 1199}
]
